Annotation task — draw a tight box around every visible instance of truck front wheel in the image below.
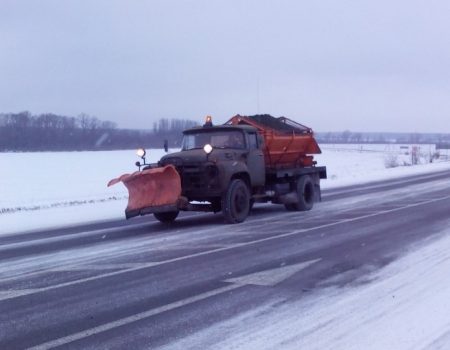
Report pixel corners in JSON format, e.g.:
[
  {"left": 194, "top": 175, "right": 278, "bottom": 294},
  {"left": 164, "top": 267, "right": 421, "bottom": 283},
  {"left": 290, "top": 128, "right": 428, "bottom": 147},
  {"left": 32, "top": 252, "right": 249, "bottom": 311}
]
[
  {"left": 285, "top": 175, "right": 315, "bottom": 211},
  {"left": 154, "top": 211, "right": 179, "bottom": 223},
  {"left": 222, "top": 179, "right": 251, "bottom": 224}
]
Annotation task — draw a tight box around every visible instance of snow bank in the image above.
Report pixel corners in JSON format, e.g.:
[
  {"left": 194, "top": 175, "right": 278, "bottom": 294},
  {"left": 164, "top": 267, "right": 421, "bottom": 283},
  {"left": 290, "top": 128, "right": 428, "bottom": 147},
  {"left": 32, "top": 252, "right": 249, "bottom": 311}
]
[
  {"left": 317, "top": 147, "right": 450, "bottom": 189},
  {"left": 0, "top": 149, "right": 168, "bottom": 235}
]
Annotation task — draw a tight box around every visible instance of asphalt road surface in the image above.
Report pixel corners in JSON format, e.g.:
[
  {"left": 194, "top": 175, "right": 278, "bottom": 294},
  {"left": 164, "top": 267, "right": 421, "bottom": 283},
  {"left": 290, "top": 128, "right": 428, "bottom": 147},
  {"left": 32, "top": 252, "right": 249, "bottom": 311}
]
[{"left": 1, "top": 170, "right": 450, "bottom": 349}]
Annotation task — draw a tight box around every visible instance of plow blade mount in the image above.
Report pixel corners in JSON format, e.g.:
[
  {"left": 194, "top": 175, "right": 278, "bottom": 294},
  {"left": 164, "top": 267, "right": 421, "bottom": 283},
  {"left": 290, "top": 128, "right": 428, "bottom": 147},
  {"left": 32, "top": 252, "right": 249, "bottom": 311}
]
[{"left": 108, "top": 165, "right": 181, "bottom": 218}]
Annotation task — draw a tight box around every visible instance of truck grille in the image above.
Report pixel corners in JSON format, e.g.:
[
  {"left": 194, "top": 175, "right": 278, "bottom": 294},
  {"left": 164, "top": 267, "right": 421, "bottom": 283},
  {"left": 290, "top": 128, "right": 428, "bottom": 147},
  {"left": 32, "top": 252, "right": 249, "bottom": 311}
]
[{"left": 180, "top": 164, "right": 219, "bottom": 193}]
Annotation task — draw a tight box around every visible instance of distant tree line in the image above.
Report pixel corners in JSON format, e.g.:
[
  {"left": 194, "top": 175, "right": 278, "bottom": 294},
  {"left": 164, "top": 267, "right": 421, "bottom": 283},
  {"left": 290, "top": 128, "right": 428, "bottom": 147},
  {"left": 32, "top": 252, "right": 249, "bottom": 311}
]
[
  {"left": 315, "top": 130, "right": 450, "bottom": 145},
  {"left": 0, "top": 111, "right": 198, "bottom": 151},
  {"left": 2, "top": 112, "right": 450, "bottom": 152}
]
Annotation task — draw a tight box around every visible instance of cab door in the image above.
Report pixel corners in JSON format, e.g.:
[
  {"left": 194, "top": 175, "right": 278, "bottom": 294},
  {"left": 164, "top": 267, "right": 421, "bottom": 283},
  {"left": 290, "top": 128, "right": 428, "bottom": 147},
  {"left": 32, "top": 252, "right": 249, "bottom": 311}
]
[{"left": 245, "top": 132, "right": 265, "bottom": 186}]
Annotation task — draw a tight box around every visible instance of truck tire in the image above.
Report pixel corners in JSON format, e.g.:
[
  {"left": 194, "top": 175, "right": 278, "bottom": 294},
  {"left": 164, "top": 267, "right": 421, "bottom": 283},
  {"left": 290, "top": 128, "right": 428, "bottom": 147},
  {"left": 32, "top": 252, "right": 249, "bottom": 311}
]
[
  {"left": 154, "top": 211, "right": 179, "bottom": 223},
  {"left": 222, "top": 179, "right": 251, "bottom": 224},
  {"left": 285, "top": 175, "right": 315, "bottom": 211}
]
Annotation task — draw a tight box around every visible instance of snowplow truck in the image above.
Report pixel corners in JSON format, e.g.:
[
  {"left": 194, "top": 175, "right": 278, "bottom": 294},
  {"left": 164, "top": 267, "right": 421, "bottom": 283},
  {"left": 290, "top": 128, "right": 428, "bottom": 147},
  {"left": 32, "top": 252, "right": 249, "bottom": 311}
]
[{"left": 108, "top": 114, "right": 327, "bottom": 224}]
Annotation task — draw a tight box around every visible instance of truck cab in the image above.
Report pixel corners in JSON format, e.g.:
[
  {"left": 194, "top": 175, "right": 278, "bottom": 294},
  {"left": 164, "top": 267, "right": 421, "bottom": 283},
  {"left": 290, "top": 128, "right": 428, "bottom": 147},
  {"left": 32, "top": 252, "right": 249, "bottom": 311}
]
[{"left": 159, "top": 124, "right": 265, "bottom": 221}]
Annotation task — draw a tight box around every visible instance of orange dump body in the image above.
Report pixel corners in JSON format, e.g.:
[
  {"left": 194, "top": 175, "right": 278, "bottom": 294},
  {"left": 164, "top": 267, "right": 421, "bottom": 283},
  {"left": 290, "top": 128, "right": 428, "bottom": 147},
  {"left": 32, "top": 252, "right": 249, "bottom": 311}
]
[{"left": 227, "top": 115, "right": 321, "bottom": 169}]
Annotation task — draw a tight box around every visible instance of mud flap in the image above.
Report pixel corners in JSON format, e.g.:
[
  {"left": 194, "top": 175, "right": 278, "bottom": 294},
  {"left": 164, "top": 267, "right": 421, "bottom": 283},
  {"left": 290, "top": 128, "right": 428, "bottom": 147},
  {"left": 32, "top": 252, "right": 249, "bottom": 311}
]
[{"left": 108, "top": 165, "right": 182, "bottom": 218}]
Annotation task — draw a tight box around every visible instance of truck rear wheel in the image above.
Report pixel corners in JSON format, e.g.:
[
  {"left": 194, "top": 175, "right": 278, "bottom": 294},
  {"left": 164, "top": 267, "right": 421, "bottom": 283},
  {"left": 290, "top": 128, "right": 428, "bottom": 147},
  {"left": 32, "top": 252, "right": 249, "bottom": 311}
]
[
  {"left": 222, "top": 179, "right": 251, "bottom": 224},
  {"left": 154, "top": 211, "right": 179, "bottom": 223},
  {"left": 285, "top": 175, "right": 315, "bottom": 211}
]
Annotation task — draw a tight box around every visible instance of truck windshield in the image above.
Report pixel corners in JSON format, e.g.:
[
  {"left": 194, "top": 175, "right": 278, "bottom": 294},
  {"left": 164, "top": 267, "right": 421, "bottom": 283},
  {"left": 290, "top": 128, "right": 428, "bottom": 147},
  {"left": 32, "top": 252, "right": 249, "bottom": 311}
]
[{"left": 182, "top": 130, "right": 245, "bottom": 150}]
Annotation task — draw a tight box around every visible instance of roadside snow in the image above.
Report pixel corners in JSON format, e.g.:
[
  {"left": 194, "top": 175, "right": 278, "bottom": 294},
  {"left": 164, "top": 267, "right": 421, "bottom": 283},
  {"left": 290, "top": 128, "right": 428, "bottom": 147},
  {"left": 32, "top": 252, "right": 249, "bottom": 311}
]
[
  {"left": 1, "top": 146, "right": 450, "bottom": 235},
  {"left": 0, "top": 149, "right": 168, "bottom": 235},
  {"left": 317, "top": 143, "right": 449, "bottom": 189}
]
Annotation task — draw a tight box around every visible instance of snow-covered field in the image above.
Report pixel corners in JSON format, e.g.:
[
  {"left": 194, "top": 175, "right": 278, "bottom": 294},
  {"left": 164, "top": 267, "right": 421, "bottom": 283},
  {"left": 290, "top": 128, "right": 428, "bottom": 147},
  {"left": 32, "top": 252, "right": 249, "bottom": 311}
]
[{"left": 1, "top": 145, "right": 450, "bottom": 235}]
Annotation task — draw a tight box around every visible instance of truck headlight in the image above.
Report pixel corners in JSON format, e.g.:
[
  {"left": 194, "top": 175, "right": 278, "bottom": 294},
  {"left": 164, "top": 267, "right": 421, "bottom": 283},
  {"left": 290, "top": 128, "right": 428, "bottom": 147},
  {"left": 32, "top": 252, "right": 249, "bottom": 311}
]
[
  {"left": 203, "top": 144, "right": 213, "bottom": 154},
  {"left": 136, "top": 148, "right": 146, "bottom": 158}
]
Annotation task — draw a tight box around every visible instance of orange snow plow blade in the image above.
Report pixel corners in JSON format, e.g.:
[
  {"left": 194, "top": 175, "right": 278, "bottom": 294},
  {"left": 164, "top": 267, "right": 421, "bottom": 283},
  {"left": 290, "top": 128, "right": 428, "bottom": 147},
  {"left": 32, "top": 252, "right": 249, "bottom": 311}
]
[{"left": 108, "top": 165, "right": 181, "bottom": 219}]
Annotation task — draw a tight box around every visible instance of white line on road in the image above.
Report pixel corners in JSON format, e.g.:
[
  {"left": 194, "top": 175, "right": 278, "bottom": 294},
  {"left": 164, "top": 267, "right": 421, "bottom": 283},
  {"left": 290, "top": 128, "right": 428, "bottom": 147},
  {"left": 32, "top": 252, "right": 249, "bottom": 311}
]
[
  {"left": 0, "top": 289, "right": 37, "bottom": 299},
  {"left": 225, "top": 259, "right": 321, "bottom": 286},
  {"left": 47, "top": 263, "right": 155, "bottom": 271},
  {"left": 28, "top": 259, "right": 320, "bottom": 350},
  {"left": 1, "top": 194, "right": 449, "bottom": 303},
  {"left": 0, "top": 222, "right": 149, "bottom": 251}
]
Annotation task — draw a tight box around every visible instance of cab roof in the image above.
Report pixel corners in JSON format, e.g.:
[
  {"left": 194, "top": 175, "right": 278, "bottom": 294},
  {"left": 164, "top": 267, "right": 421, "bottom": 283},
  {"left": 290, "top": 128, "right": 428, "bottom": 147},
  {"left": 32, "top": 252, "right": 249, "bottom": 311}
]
[{"left": 183, "top": 124, "right": 257, "bottom": 134}]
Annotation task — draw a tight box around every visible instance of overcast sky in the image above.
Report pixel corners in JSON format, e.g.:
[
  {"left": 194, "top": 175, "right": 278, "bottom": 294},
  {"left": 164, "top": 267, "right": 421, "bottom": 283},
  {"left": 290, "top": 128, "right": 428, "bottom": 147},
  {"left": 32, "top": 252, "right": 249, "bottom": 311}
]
[{"left": 1, "top": 0, "right": 450, "bottom": 132}]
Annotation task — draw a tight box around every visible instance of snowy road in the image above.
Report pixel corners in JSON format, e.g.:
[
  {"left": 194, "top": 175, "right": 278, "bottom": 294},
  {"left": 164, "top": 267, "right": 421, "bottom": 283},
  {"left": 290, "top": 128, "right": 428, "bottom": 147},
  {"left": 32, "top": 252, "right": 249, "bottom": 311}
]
[{"left": 1, "top": 170, "right": 450, "bottom": 349}]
